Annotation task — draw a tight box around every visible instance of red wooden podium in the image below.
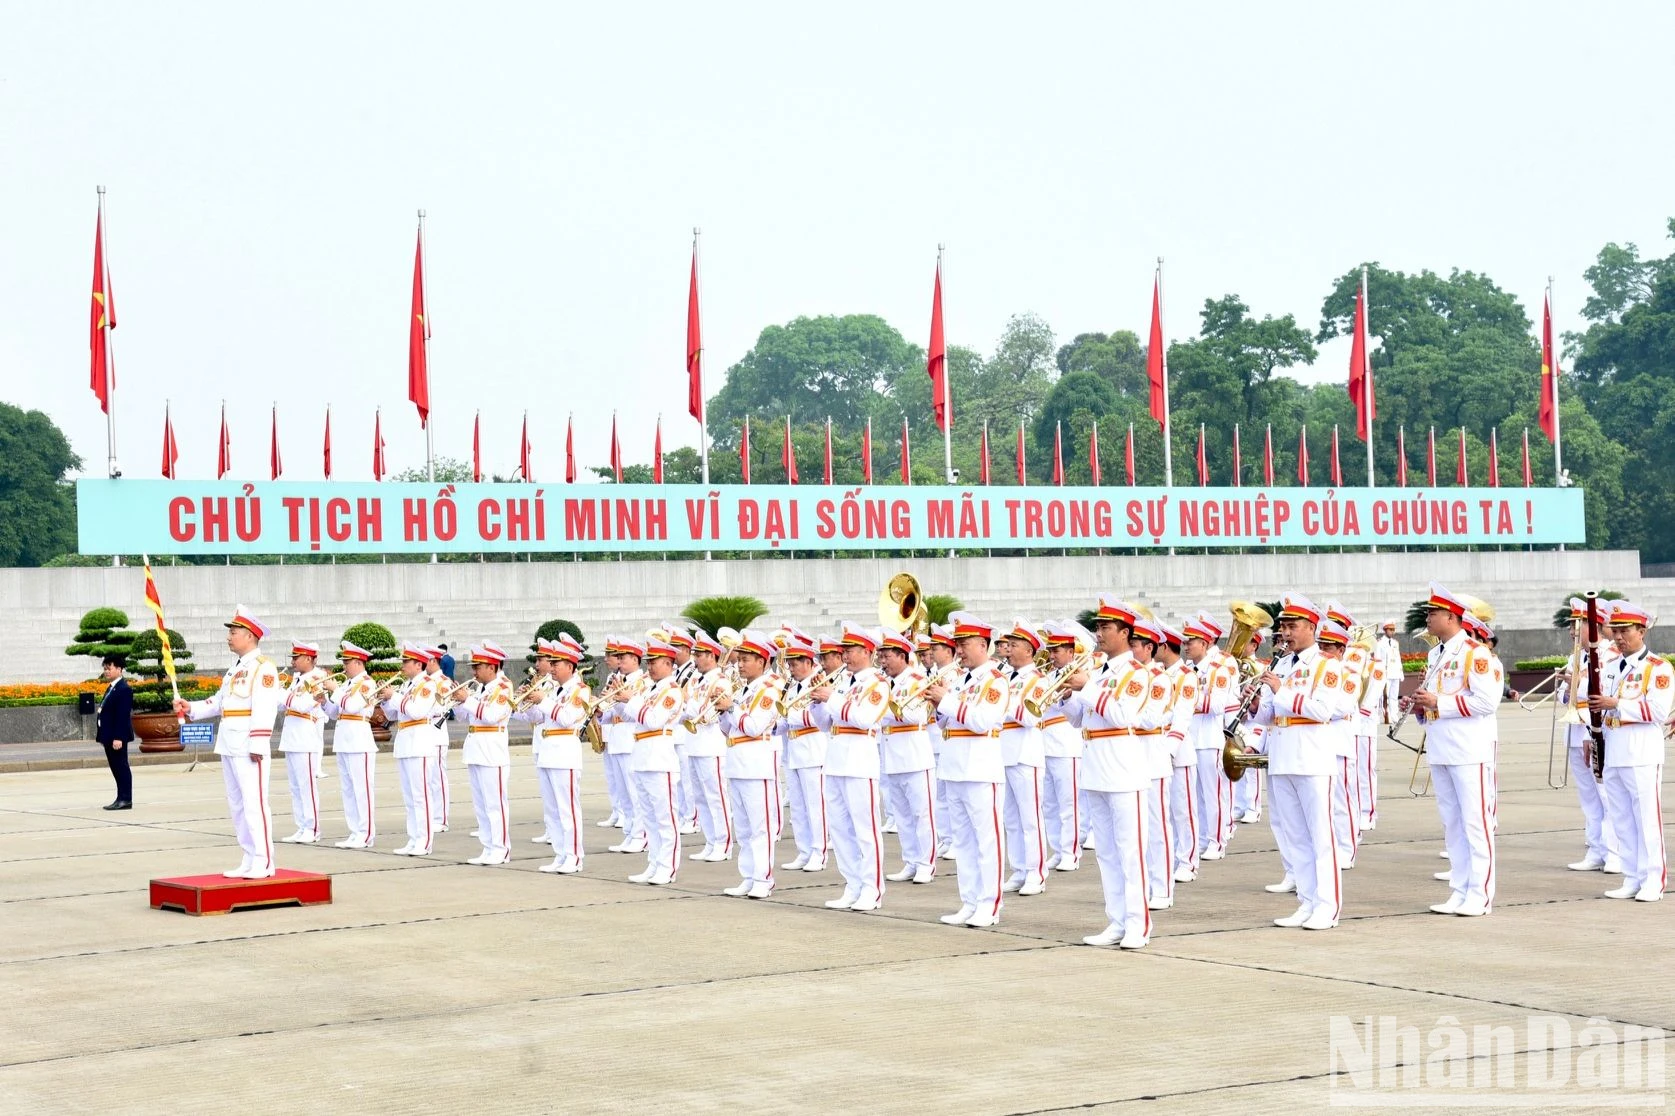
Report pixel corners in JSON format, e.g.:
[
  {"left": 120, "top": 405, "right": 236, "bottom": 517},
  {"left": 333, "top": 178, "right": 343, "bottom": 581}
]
[{"left": 150, "top": 869, "right": 333, "bottom": 916}]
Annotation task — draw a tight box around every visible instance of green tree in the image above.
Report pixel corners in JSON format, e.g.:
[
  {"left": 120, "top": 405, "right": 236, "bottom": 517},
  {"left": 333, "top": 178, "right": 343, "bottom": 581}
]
[
  {"left": 0, "top": 402, "right": 80, "bottom": 566},
  {"left": 1057, "top": 330, "right": 1147, "bottom": 398}
]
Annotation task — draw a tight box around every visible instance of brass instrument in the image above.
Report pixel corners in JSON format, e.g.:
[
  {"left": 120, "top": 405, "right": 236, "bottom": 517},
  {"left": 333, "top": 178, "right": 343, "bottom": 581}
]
[
  {"left": 1218, "top": 601, "right": 1280, "bottom": 782},
  {"left": 890, "top": 663, "right": 959, "bottom": 718},
  {"left": 683, "top": 663, "right": 742, "bottom": 730},
  {"left": 1022, "top": 646, "right": 1095, "bottom": 718},
  {"left": 776, "top": 669, "right": 833, "bottom": 717},
  {"left": 303, "top": 669, "right": 346, "bottom": 698},
  {"left": 580, "top": 671, "right": 646, "bottom": 753},
  {"left": 1221, "top": 734, "right": 1268, "bottom": 781},
  {"left": 510, "top": 668, "right": 549, "bottom": 711},
  {"left": 1389, "top": 640, "right": 1445, "bottom": 798},
  {"left": 879, "top": 572, "right": 929, "bottom": 634}
]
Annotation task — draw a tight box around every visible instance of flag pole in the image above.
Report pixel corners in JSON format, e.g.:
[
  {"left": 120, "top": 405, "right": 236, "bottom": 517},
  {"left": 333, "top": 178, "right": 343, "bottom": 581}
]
[
  {"left": 98, "top": 186, "right": 120, "bottom": 484},
  {"left": 695, "top": 228, "right": 708, "bottom": 487},
  {"left": 938, "top": 244, "right": 953, "bottom": 485},
  {"left": 1362, "top": 267, "right": 1375, "bottom": 488},
  {"left": 1158, "top": 257, "right": 1173, "bottom": 489},
  {"left": 1550, "top": 275, "right": 1564, "bottom": 552},
  {"left": 419, "top": 209, "right": 434, "bottom": 485}
]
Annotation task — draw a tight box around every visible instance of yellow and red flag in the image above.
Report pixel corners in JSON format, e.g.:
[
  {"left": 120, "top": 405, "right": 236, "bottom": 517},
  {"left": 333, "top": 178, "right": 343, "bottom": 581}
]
[{"left": 141, "top": 557, "right": 178, "bottom": 690}]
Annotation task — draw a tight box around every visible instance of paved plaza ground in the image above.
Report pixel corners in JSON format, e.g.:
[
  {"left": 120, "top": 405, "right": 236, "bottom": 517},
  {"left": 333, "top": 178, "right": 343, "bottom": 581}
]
[{"left": 1, "top": 707, "right": 1668, "bottom": 1114}]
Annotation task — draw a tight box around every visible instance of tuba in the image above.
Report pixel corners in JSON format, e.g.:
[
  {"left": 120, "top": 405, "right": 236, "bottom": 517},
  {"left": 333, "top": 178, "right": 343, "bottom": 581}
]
[
  {"left": 879, "top": 572, "right": 929, "bottom": 635},
  {"left": 1220, "top": 600, "right": 1276, "bottom": 779}
]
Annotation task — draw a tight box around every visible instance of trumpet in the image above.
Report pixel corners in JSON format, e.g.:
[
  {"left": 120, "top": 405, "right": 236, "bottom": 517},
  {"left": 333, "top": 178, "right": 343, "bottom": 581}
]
[
  {"left": 510, "top": 668, "right": 550, "bottom": 711},
  {"left": 890, "top": 663, "right": 959, "bottom": 719},
  {"left": 776, "top": 670, "right": 833, "bottom": 717},
  {"left": 683, "top": 664, "right": 742, "bottom": 730},
  {"left": 1022, "top": 647, "right": 1095, "bottom": 718},
  {"left": 303, "top": 669, "right": 346, "bottom": 698}
]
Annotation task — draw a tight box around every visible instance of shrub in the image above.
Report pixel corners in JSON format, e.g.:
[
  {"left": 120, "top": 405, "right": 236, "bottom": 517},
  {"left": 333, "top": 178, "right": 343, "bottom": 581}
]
[
  {"left": 127, "top": 628, "right": 203, "bottom": 713},
  {"left": 1550, "top": 590, "right": 1624, "bottom": 630},
  {"left": 528, "top": 618, "right": 585, "bottom": 662},
  {"left": 923, "top": 594, "right": 963, "bottom": 626},
  {"left": 1515, "top": 656, "right": 1569, "bottom": 671},
  {"left": 342, "top": 621, "right": 400, "bottom": 674},
  {"left": 66, "top": 607, "right": 138, "bottom": 658},
  {"left": 682, "top": 596, "right": 767, "bottom": 636}
]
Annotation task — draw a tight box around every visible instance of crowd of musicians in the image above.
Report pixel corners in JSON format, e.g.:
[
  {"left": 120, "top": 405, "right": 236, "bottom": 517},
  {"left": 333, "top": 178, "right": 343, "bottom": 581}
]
[{"left": 174, "top": 582, "right": 1669, "bottom": 947}]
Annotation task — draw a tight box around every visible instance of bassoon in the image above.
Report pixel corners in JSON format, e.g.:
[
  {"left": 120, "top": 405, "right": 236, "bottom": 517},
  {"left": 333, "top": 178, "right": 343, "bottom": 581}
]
[{"left": 1585, "top": 590, "right": 1606, "bottom": 780}]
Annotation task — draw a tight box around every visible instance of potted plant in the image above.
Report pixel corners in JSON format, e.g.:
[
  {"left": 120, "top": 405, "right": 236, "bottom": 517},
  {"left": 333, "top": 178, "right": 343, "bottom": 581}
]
[
  {"left": 66, "top": 607, "right": 137, "bottom": 682},
  {"left": 342, "top": 622, "right": 399, "bottom": 741},
  {"left": 680, "top": 596, "right": 767, "bottom": 637},
  {"left": 127, "top": 627, "right": 200, "bottom": 751}
]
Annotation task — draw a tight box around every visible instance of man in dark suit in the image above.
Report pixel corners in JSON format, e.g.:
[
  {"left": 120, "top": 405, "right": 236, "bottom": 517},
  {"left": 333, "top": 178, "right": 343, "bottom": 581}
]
[{"left": 96, "top": 654, "right": 134, "bottom": 809}]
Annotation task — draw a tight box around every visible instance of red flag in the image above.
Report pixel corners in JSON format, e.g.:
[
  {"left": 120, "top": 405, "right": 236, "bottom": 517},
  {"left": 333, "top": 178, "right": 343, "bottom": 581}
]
[
  {"left": 1195, "top": 424, "right": 1208, "bottom": 486},
  {"left": 927, "top": 255, "right": 950, "bottom": 433},
  {"left": 1396, "top": 425, "right": 1408, "bottom": 487},
  {"left": 1263, "top": 424, "right": 1275, "bottom": 486},
  {"left": 519, "top": 412, "right": 533, "bottom": 482},
  {"left": 900, "top": 420, "right": 911, "bottom": 485},
  {"left": 980, "top": 421, "right": 991, "bottom": 485},
  {"left": 471, "top": 412, "right": 483, "bottom": 482},
  {"left": 653, "top": 417, "right": 664, "bottom": 484},
  {"left": 161, "top": 404, "right": 179, "bottom": 479},
  {"left": 861, "top": 418, "right": 872, "bottom": 484},
  {"left": 565, "top": 414, "right": 577, "bottom": 484},
  {"left": 1330, "top": 425, "right": 1342, "bottom": 487},
  {"left": 610, "top": 413, "right": 623, "bottom": 483},
  {"left": 89, "top": 204, "right": 116, "bottom": 413},
  {"left": 1522, "top": 428, "right": 1533, "bottom": 487},
  {"left": 1349, "top": 270, "right": 1375, "bottom": 441},
  {"left": 1015, "top": 420, "right": 1026, "bottom": 485},
  {"left": 373, "top": 409, "right": 387, "bottom": 481},
  {"left": 741, "top": 417, "right": 752, "bottom": 484},
  {"left": 269, "top": 405, "right": 283, "bottom": 481},
  {"left": 1427, "top": 426, "right": 1437, "bottom": 486},
  {"left": 217, "top": 404, "right": 231, "bottom": 480},
  {"left": 1296, "top": 425, "right": 1310, "bottom": 486},
  {"left": 1456, "top": 428, "right": 1468, "bottom": 486},
  {"left": 1125, "top": 423, "right": 1136, "bottom": 486},
  {"left": 783, "top": 416, "right": 799, "bottom": 484},
  {"left": 1539, "top": 290, "right": 1559, "bottom": 442},
  {"left": 1487, "top": 428, "right": 1500, "bottom": 488},
  {"left": 1146, "top": 272, "right": 1168, "bottom": 431},
  {"left": 1089, "top": 422, "right": 1101, "bottom": 486},
  {"left": 1052, "top": 422, "right": 1064, "bottom": 486},
  {"left": 408, "top": 226, "right": 430, "bottom": 428},
  {"left": 322, "top": 407, "right": 333, "bottom": 481},
  {"left": 687, "top": 243, "right": 704, "bottom": 424},
  {"left": 823, "top": 418, "right": 833, "bottom": 485},
  {"left": 1232, "top": 423, "right": 1242, "bottom": 487}
]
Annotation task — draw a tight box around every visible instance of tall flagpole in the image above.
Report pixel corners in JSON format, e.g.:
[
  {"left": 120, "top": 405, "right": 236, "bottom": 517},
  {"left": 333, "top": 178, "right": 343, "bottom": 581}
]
[
  {"left": 419, "top": 209, "right": 434, "bottom": 485},
  {"left": 1158, "top": 257, "right": 1173, "bottom": 488},
  {"left": 1362, "top": 266, "right": 1375, "bottom": 488},
  {"left": 1551, "top": 276, "right": 1564, "bottom": 552},
  {"left": 938, "top": 244, "right": 953, "bottom": 484},
  {"left": 695, "top": 228, "right": 708, "bottom": 487},
  {"left": 98, "top": 186, "right": 119, "bottom": 483}
]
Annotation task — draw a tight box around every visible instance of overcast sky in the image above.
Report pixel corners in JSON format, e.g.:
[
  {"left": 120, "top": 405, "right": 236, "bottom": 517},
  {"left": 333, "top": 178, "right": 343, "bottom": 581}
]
[{"left": 4, "top": 2, "right": 1671, "bottom": 482}]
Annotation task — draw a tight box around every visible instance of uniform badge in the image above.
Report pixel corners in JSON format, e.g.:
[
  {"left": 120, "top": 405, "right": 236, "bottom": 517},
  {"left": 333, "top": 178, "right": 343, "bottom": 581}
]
[
  {"left": 985, "top": 686, "right": 1002, "bottom": 703},
  {"left": 1149, "top": 684, "right": 1165, "bottom": 701},
  {"left": 1125, "top": 680, "right": 1144, "bottom": 697},
  {"left": 1323, "top": 671, "right": 1339, "bottom": 688},
  {"left": 1343, "top": 676, "right": 1356, "bottom": 693},
  {"left": 1658, "top": 674, "right": 1671, "bottom": 690},
  {"left": 1472, "top": 657, "right": 1488, "bottom": 675},
  {"left": 262, "top": 674, "right": 275, "bottom": 688},
  {"left": 868, "top": 690, "right": 884, "bottom": 705}
]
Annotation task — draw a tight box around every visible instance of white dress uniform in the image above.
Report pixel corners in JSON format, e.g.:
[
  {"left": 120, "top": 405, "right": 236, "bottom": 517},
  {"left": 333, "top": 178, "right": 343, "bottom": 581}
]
[
  {"left": 323, "top": 665, "right": 379, "bottom": 848},
  {"left": 880, "top": 661, "right": 937, "bottom": 883},
  {"left": 1353, "top": 646, "right": 1387, "bottom": 830},
  {"left": 682, "top": 663, "right": 735, "bottom": 862},
  {"left": 1069, "top": 649, "right": 1161, "bottom": 947},
  {"left": 818, "top": 660, "right": 891, "bottom": 910},
  {"left": 1416, "top": 626, "right": 1500, "bottom": 915},
  {"left": 1139, "top": 657, "right": 1178, "bottom": 906},
  {"left": 671, "top": 653, "right": 700, "bottom": 829},
  {"left": 1252, "top": 637, "right": 1355, "bottom": 929},
  {"left": 719, "top": 658, "right": 784, "bottom": 897},
  {"left": 1599, "top": 637, "right": 1672, "bottom": 901},
  {"left": 510, "top": 672, "right": 557, "bottom": 844},
  {"left": 457, "top": 660, "right": 515, "bottom": 865},
  {"left": 278, "top": 668, "right": 327, "bottom": 844},
  {"left": 186, "top": 637, "right": 282, "bottom": 878},
  {"left": 382, "top": 658, "right": 442, "bottom": 856},
  {"left": 620, "top": 664, "right": 687, "bottom": 884},
  {"left": 423, "top": 662, "right": 453, "bottom": 833},
  {"left": 778, "top": 669, "right": 830, "bottom": 872},
  {"left": 1329, "top": 635, "right": 1368, "bottom": 867},
  {"left": 520, "top": 668, "right": 589, "bottom": 871},
  {"left": 999, "top": 659, "right": 1050, "bottom": 894},
  {"left": 1039, "top": 676, "right": 1085, "bottom": 872},
  {"left": 1161, "top": 656, "right": 1201, "bottom": 883},
  {"left": 1559, "top": 637, "right": 1621, "bottom": 869},
  {"left": 603, "top": 663, "right": 647, "bottom": 846},
  {"left": 1191, "top": 645, "right": 1240, "bottom": 860},
  {"left": 1376, "top": 632, "right": 1403, "bottom": 721},
  {"left": 935, "top": 644, "right": 1011, "bottom": 927}
]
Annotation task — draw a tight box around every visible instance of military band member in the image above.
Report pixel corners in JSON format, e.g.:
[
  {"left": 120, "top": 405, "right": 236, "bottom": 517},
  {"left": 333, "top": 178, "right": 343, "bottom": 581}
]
[
  {"left": 1463, "top": 613, "right": 1505, "bottom": 832},
  {"left": 1376, "top": 620, "right": 1403, "bottom": 724},
  {"left": 879, "top": 630, "right": 938, "bottom": 885},
  {"left": 594, "top": 640, "right": 627, "bottom": 830},
  {"left": 715, "top": 631, "right": 785, "bottom": 898},
  {"left": 777, "top": 634, "right": 830, "bottom": 872},
  {"left": 1123, "top": 617, "right": 1177, "bottom": 911},
  {"left": 1066, "top": 595, "right": 1158, "bottom": 948},
  {"left": 605, "top": 638, "right": 648, "bottom": 853},
  {"left": 1403, "top": 584, "right": 1498, "bottom": 917},
  {"left": 322, "top": 641, "right": 379, "bottom": 849},
  {"left": 517, "top": 647, "right": 558, "bottom": 845},
  {"left": 666, "top": 625, "right": 701, "bottom": 835},
  {"left": 423, "top": 645, "right": 453, "bottom": 834},
  {"left": 177, "top": 606, "right": 281, "bottom": 879},
  {"left": 1184, "top": 611, "right": 1238, "bottom": 862},
  {"left": 684, "top": 631, "right": 736, "bottom": 863},
  {"left": 455, "top": 642, "right": 515, "bottom": 865},
  {"left": 1250, "top": 594, "right": 1352, "bottom": 930},
  {"left": 1155, "top": 623, "right": 1201, "bottom": 885},
  {"left": 517, "top": 639, "right": 582, "bottom": 872},
  {"left": 1591, "top": 601, "right": 1671, "bottom": 903},
  {"left": 278, "top": 640, "right": 328, "bottom": 845},
  {"left": 998, "top": 620, "right": 1051, "bottom": 896},
  {"left": 819, "top": 638, "right": 845, "bottom": 683},
  {"left": 619, "top": 637, "right": 687, "bottom": 885},
  {"left": 1315, "top": 618, "right": 1361, "bottom": 870},
  {"left": 1353, "top": 621, "right": 1389, "bottom": 832},
  {"left": 1039, "top": 622, "right": 1088, "bottom": 872},
  {"left": 810, "top": 622, "right": 890, "bottom": 912},
  {"left": 927, "top": 624, "right": 958, "bottom": 860},
  {"left": 924, "top": 612, "right": 1011, "bottom": 928},
  {"left": 1558, "top": 598, "right": 1621, "bottom": 872},
  {"left": 383, "top": 642, "right": 443, "bottom": 856}
]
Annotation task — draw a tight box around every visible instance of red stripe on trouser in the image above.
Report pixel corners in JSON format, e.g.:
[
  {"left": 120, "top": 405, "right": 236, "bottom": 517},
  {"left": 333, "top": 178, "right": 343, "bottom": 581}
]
[
  {"left": 762, "top": 781, "right": 774, "bottom": 887},
  {"left": 1032, "top": 769, "right": 1045, "bottom": 877},
  {"left": 817, "top": 773, "right": 828, "bottom": 855},
  {"left": 667, "top": 773, "right": 679, "bottom": 877},
  {"left": 1328, "top": 787, "right": 1341, "bottom": 919},
  {"left": 1156, "top": 781, "right": 1172, "bottom": 897},
  {"left": 868, "top": 779, "right": 882, "bottom": 892},
  {"left": 570, "top": 771, "right": 581, "bottom": 860},
  {"left": 1070, "top": 759, "right": 1079, "bottom": 859},
  {"left": 923, "top": 770, "right": 937, "bottom": 875},
  {"left": 1477, "top": 766, "right": 1493, "bottom": 907},
  {"left": 1183, "top": 772, "right": 1198, "bottom": 862},
  {"left": 308, "top": 761, "right": 318, "bottom": 836},
  {"left": 253, "top": 756, "right": 271, "bottom": 871},
  {"left": 498, "top": 767, "right": 508, "bottom": 852},
  {"left": 1341, "top": 758, "right": 1358, "bottom": 861},
  {"left": 716, "top": 758, "right": 733, "bottom": 852},
  {"left": 990, "top": 784, "right": 1004, "bottom": 916},
  {"left": 420, "top": 757, "right": 432, "bottom": 851},
  {"left": 1216, "top": 768, "right": 1226, "bottom": 849},
  {"left": 363, "top": 754, "right": 374, "bottom": 842},
  {"left": 1134, "top": 791, "right": 1150, "bottom": 937}
]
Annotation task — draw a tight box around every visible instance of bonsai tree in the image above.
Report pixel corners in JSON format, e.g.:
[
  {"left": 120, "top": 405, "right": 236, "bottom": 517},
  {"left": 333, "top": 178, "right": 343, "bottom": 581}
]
[
  {"left": 341, "top": 621, "right": 400, "bottom": 677},
  {"left": 529, "top": 618, "right": 586, "bottom": 663},
  {"left": 66, "top": 607, "right": 137, "bottom": 661},
  {"left": 127, "top": 627, "right": 200, "bottom": 713},
  {"left": 681, "top": 596, "right": 767, "bottom": 636}
]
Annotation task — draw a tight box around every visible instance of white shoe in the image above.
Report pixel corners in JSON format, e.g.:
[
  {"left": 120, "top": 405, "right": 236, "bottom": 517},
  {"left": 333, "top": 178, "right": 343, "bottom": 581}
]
[
  {"left": 1264, "top": 876, "right": 1296, "bottom": 894},
  {"left": 1438, "top": 849, "right": 1450, "bottom": 859},
  {"left": 784, "top": 855, "right": 811, "bottom": 871},
  {"left": 280, "top": 831, "right": 305, "bottom": 844},
  {"left": 628, "top": 868, "right": 655, "bottom": 884},
  {"left": 1301, "top": 909, "right": 1337, "bottom": 930},
  {"left": 391, "top": 845, "right": 415, "bottom": 857},
  {"left": 467, "top": 854, "right": 492, "bottom": 866},
  {"left": 886, "top": 866, "right": 915, "bottom": 882},
  {"left": 1002, "top": 876, "right": 1025, "bottom": 894},
  {"left": 436, "top": 824, "right": 449, "bottom": 833},
  {"left": 237, "top": 868, "right": 275, "bottom": 879},
  {"left": 850, "top": 888, "right": 883, "bottom": 912},
  {"left": 1567, "top": 857, "right": 1606, "bottom": 871},
  {"left": 745, "top": 881, "right": 774, "bottom": 899},
  {"left": 824, "top": 891, "right": 860, "bottom": 910},
  {"left": 1430, "top": 896, "right": 1464, "bottom": 914},
  {"left": 556, "top": 859, "right": 583, "bottom": 874},
  {"left": 222, "top": 861, "right": 252, "bottom": 878},
  {"left": 939, "top": 905, "right": 976, "bottom": 925},
  {"left": 937, "top": 845, "right": 956, "bottom": 860},
  {"left": 1634, "top": 888, "right": 1663, "bottom": 903},
  {"left": 538, "top": 860, "right": 564, "bottom": 874},
  {"left": 722, "top": 882, "right": 751, "bottom": 897},
  {"left": 1432, "top": 870, "right": 1452, "bottom": 881},
  {"left": 964, "top": 910, "right": 1000, "bottom": 928},
  {"left": 1147, "top": 896, "right": 1173, "bottom": 911},
  {"left": 1044, "top": 853, "right": 1062, "bottom": 871},
  {"left": 1239, "top": 811, "right": 1260, "bottom": 824},
  {"left": 532, "top": 835, "right": 552, "bottom": 844},
  {"left": 1083, "top": 923, "right": 1123, "bottom": 947},
  {"left": 800, "top": 858, "right": 825, "bottom": 872},
  {"left": 484, "top": 852, "right": 509, "bottom": 866},
  {"left": 911, "top": 865, "right": 936, "bottom": 884},
  {"left": 1082, "top": 835, "right": 1097, "bottom": 850},
  {"left": 1454, "top": 903, "right": 1489, "bottom": 917},
  {"left": 646, "top": 870, "right": 676, "bottom": 886},
  {"left": 609, "top": 840, "right": 648, "bottom": 854},
  {"left": 1604, "top": 858, "right": 1625, "bottom": 874},
  {"left": 1200, "top": 848, "right": 1224, "bottom": 861},
  {"left": 1018, "top": 876, "right": 1046, "bottom": 896},
  {"left": 1340, "top": 860, "right": 1356, "bottom": 871},
  {"left": 709, "top": 849, "right": 734, "bottom": 863},
  {"left": 333, "top": 838, "right": 360, "bottom": 849},
  {"left": 1053, "top": 857, "right": 1081, "bottom": 872},
  {"left": 1605, "top": 884, "right": 1638, "bottom": 899},
  {"left": 1118, "top": 932, "right": 1149, "bottom": 950},
  {"left": 1173, "top": 867, "right": 1196, "bottom": 883},
  {"left": 677, "top": 822, "right": 698, "bottom": 835},
  {"left": 1274, "top": 906, "right": 1311, "bottom": 928},
  {"left": 295, "top": 833, "right": 318, "bottom": 844},
  {"left": 469, "top": 829, "right": 481, "bottom": 838},
  {"left": 881, "top": 820, "right": 899, "bottom": 834},
  {"left": 596, "top": 816, "right": 619, "bottom": 828}
]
